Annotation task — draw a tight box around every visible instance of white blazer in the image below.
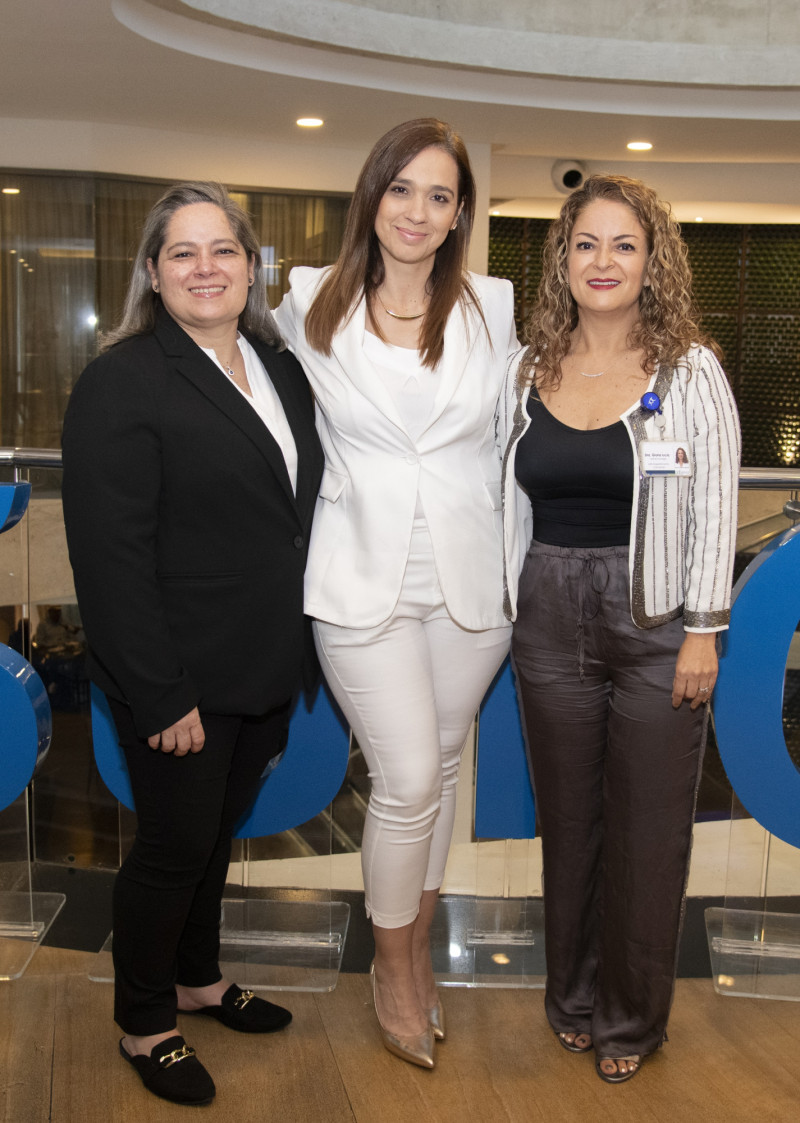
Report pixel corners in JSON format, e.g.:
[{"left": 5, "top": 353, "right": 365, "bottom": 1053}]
[{"left": 275, "top": 266, "right": 518, "bottom": 630}]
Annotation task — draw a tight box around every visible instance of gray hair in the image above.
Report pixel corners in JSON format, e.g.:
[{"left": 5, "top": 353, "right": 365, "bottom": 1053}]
[{"left": 101, "top": 181, "right": 283, "bottom": 351}]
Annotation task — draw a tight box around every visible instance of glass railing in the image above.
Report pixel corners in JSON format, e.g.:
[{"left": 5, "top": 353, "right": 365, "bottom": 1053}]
[
  {"left": 3, "top": 447, "right": 800, "bottom": 989},
  {"left": 2, "top": 448, "right": 799, "bottom": 873}
]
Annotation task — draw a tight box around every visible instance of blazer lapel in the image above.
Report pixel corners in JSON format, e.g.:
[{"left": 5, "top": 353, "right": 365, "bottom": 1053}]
[
  {"left": 420, "top": 300, "right": 476, "bottom": 436},
  {"left": 247, "top": 334, "right": 320, "bottom": 524},
  {"left": 154, "top": 313, "right": 297, "bottom": 507}
]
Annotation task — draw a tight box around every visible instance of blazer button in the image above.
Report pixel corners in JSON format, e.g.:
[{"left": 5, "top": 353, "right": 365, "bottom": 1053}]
[{"left": 293, "top": 535, "right": 304, "bottom": 549}]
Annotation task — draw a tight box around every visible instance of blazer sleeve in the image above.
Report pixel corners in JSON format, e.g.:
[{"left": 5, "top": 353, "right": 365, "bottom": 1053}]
[
  {"left": 62, "top": 351, "right": 200, "bottom": 737},
  {"left": 273, "top": 266, "right": 327, "bottom": 351},
  {"left": 273, "top": 285, "right": 299, "bottom": 351},
  {"left": 683, "top": 347, "right": 742, "bottom": 631},
  {"left": 499, "top": 278, "right": 520, "bottom": 356}
]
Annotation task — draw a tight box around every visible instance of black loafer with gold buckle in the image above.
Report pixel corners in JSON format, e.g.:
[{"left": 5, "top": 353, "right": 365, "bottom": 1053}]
[
  {"left": 185, "top": 983, "right": 292, "bottom": 1034},
  {"left": 119, "top": 1035, "right": 216, "bottom": 1106}
]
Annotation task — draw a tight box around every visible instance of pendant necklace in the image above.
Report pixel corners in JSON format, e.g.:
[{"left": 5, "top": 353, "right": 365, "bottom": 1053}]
[
  {"left": 378, "top": 294, "right": 426, "bottom": 321},
  {"left": 217, "top": 343, "right": 240, "bottom": 379}
]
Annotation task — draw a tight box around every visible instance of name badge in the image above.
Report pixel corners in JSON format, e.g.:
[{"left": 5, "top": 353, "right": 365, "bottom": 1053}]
[{"left": 639, "top": 441, "right": 692, "bottom": 476}]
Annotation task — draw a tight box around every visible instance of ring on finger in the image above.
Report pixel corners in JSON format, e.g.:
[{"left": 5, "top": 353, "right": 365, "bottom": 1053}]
[{"left": 698, "top": 686, "right": 711, "bottom": 694}]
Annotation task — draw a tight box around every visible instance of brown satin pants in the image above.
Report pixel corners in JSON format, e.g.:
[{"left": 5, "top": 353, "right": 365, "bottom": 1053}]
[{"left": 511, "top": 541, "right": 707, "bottom": 1059}]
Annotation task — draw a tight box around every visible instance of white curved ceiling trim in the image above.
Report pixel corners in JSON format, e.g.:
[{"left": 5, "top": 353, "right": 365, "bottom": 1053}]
[
  {"left": 113, "top": 0, "right": 800, "bottom": 121},
  {"left": 182, "top": 0, "right": 800, "bottom": 88}
]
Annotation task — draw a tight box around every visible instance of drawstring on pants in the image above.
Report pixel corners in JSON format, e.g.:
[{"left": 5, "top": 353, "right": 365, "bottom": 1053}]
[{"left": 574, "top": 554, "right": 610, "bottom": 681}]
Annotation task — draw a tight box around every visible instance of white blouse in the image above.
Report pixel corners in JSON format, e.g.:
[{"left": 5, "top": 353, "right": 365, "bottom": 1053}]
[
  {"left": 202, "top": 335, "right": 298, "bottom": 493},
  {"left": 363, "top": 331, "right": 437, "bottom": 441}
]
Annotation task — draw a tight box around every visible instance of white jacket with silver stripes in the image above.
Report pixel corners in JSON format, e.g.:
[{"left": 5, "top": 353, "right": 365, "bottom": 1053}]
[{"left": 499, "top": 345, "right": 741, "bottom": 632}]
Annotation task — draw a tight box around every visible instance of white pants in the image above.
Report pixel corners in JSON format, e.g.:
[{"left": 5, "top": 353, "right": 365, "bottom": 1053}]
[{"left": 314, "top": 519, "right": 511, "bottom": 928}]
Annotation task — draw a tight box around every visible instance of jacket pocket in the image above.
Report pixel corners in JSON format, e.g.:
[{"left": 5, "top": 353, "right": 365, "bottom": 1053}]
[{"left": 319, "top": 466, "right": 348, "bottom": 503}]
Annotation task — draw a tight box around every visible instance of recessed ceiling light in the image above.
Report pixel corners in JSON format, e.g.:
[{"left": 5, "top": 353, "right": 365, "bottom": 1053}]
[
  {"left": 490, "top": 209, "right": 501, "bottom": 216},
  {"left": 297, "top": 117, "right": 324, "bottom": 128},
  {"left": 2, "top": 187, "right": 21, "bottom": 194},
  {"left": 627, "top": 141, "right": 653, "bottom": 151},
  {"left": 695, "top": 217, "right": 704, "bottom": 222}
]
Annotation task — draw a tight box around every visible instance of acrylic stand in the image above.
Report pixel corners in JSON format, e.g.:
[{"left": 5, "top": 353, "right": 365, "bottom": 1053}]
[
  {"left": 89, "top": 898, "right": 350, "bottom": 993},
  {"left": 433, "top": 855, "right": 546, "bottom": 989},
  {"left": 433, "top": 662, "right": 545, "bottom": 988},
  {"left": 0, "top": 792, "right": 65, "bottom": 981},
  {"left": 0, "top": 484, "right": 65, "bottom": 980},
  {"left": 706, "top": 795, "right": 800, "bottom": 1001}
]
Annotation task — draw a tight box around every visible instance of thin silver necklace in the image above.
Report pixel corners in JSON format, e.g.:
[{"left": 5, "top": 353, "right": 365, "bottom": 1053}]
[
  {"left": 216, "top": 344, "right": 240, "bottom": 379},
  {"left": 578, "top": 348, "right": 630, "bottom": 378},
  {"left": 377, "top": 294, "right": 426, "bottom": 321}
]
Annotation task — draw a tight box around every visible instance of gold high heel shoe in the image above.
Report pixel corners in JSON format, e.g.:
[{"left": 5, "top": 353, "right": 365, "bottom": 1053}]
[
  {"left": 427, "top": 999, "right": 446, "bottom": 1042},
  {"left": 370, "top": 962, "right": 435, "bottom": 1070}
]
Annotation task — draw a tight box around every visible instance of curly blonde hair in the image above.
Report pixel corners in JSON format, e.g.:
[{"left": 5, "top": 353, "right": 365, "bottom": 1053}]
[{"left": 519, "top": 174, "right": 721, "bottom": 388}]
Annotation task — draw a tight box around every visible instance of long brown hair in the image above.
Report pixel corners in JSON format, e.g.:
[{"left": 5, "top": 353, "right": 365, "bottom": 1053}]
[
  {"left": 305, "top": 118, "right": 482, "bottom": 369},
  {"left": 520, "top": 174, "right": 721, "bottom": 388},
  {"left": 101, "top": 181, "right": 282, "bottom": 352}
]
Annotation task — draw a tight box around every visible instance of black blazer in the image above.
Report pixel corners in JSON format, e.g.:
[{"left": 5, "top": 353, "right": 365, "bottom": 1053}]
[{"left": 62, "top": 311, "right": 324, "bottom": 738}]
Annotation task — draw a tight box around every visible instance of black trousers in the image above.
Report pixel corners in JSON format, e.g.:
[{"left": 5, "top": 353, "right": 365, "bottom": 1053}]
[
  {"left": 511, "top": 542, "right": 706, "bottom": 1059},
  {"left": 107, "top": 696, "right": 290, "bottom": 1036}
]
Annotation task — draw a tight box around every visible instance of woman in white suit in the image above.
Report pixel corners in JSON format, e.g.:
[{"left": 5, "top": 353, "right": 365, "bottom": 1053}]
[{"left": 275, "top": 118, "right": 516, "bottom": 1069}]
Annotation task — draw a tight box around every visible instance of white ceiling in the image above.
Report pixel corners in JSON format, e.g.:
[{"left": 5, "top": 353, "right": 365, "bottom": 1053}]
[{"left": 1, "top": 0, "right": 799, "bottom": 221}]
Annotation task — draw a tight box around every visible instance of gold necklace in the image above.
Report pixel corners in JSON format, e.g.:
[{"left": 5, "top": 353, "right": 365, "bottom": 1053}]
[{"left": 377, "top": 294, "right": 426, "bottom": 321}]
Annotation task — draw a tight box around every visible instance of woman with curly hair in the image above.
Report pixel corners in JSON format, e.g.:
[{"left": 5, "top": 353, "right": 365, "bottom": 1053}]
[{"left": 500, "top": 175, "right": 740, "bottom": 1083}]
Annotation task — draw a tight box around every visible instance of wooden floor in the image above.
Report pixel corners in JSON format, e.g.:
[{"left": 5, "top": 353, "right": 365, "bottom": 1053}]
[{"left": 1, "top": 947, "right": 798, "bottom": 1122}]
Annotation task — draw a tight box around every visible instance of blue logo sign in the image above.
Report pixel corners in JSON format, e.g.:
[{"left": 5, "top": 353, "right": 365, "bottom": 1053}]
[
  {"left": 714, "top": 523, "right": 800, "bottom": 848},
  {"left": 90, "top": 683, "right": 350, "bottom": 839},
  {"left": 0, "top": 483, "right": 52, "bottom": 811}
]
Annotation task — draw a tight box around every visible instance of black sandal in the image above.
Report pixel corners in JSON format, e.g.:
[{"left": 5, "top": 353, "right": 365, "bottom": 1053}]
[
  {"left": 555, "top": 1030, "right": 593, "bottom": 1054},
  {"left": 119, "top": 1035, "right": 215, "bottom": 1106},
  {"left": 595, "top": 1055, "right": 641, "bottom": 1084}
]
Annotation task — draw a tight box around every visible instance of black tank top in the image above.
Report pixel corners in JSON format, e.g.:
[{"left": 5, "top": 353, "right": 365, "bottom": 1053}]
[{"left": 514, "top": 388, "right": 634, "bottom": 547}]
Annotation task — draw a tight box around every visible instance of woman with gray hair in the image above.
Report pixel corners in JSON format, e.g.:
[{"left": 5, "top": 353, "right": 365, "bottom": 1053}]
[{"left": 62, "top": 182, "right": 323, "bottom": 1107}]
